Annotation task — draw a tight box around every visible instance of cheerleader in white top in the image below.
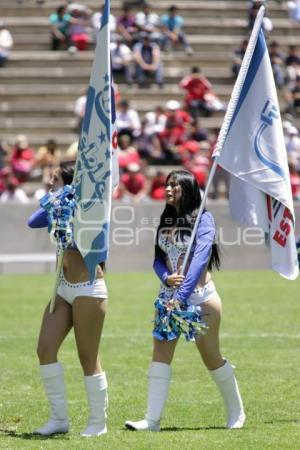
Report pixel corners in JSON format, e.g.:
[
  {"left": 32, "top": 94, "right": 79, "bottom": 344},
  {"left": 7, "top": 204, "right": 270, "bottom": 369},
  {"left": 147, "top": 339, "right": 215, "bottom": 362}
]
[
  {"left": 28, "top": 164, "right": 108, "bottom": 437},
  {"left": 126, "top": 169, "right": 245, "bottom": 431}
]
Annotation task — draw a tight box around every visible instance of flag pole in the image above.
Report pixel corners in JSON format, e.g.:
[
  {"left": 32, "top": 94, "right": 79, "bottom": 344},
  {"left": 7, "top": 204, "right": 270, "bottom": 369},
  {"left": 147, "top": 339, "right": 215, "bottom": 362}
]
[{"left": 179, "top": 6, "right": 265, "bottom": 275}]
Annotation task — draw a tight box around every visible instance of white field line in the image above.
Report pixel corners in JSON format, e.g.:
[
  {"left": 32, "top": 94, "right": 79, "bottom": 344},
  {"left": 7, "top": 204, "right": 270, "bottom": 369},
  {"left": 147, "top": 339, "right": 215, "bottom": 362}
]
[{"left": 1, "top": 332, "right": 300, "bottom": 340}]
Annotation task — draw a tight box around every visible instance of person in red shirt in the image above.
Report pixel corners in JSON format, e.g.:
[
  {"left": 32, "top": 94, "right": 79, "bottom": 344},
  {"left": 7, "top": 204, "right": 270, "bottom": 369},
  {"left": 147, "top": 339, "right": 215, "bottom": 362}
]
[
  {"left": 11, "top": 134, "right": 35, "bottom": 182},
  {"left": 289, "top": 161, "right": 300, "bottom": 199},
  {"left": 120, "top": 163, "right": 148, "bottom": 202},
  {"left": 158, "top": 100, "right": 192, "bottom": 164},
  {"left": 180, "top": 67, "right": 224, "bottom": 118},
  {"left": 118, "top": 135, "right": 141, "bottom": 171},
  {"left": 149, "top": 170, "right": 166, "bottom": 200}
]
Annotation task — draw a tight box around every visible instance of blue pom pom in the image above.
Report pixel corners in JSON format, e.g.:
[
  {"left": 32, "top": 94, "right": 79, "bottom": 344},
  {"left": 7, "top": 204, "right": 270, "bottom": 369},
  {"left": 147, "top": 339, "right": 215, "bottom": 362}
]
[
  {"left": 40, "top": 185, "right": 76, "bottom": 249},
  {"left": 153, "top": 297, "right": 208, "bottom": 342}
]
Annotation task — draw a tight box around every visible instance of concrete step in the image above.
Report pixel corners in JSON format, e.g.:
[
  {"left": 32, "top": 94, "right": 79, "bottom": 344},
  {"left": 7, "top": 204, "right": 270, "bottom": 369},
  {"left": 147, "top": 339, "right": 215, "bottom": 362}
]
[
  {"left": 0, "top": 1, "right": 289, "bottom": 19},
  {"left": 7, "top": 50, "right": 232, "bottom": 68},
  {"left": 0, "top": 82, "right": 291, "bottom": 103},
  {"left": 0, "top": 101, "right": 75, "bottom": 117},
  {"left": 1, "top": 117, "right": 78, "bottom": 133},
  {"left": 0, "top": 83, "right": 235, "bottom": 103},
  {"left": 0, "top": 99, "right": 226, "bottom": 118},
  {"left": 12, "top": 33, "right": 300, "bottom": 52},
  {"left": 0, "top": 66, "right": 233, "bottom": 85},
  {"left": 6, "top": 17, "right": 300, "bottom": 36}
]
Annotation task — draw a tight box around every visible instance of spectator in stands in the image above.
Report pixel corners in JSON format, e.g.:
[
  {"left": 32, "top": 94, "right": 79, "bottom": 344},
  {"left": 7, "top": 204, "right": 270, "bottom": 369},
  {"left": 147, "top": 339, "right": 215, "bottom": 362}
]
[
  {"left": 120, "top": 162, "right": 148, "bottom": 202},
  {"left": 210, "top": 129, "right": 230, "bottom": 199},
  {"left": 287, "top": 0, "right": 300, "bottom": 22},
  {"left": 68, "top": 5, "right": 91, "bottom": 51},
  {"left": 92, "top": 7, "right": 117, "bottom": 34},
  {"left": 11, "top": 135, "right": 35, "bottom": 183},
  {"left": 188, "top": 118, "right": 209, "bottom": 143},
  {"left": 185, "top": 151, "right": 210, "bottom": 191},
  {"left": 160, "top": 5, "right": 193, "bottom": 55},
  {"left": 49, "top": 5, "right": 72, "bottom": 51},
  {"left": 0, "top": 21, "right": 13, "bottom": 67},
  {"left": 269, "top": 41, "right": 285, "bottom": 89},
  {"left": 116, "top": 5, "right": 138, "bottom": 45},
  {"left": 285, "top": 45, "right": 300, "bottom": 87},
  {"left": 144, "top": 106, "right": 167, "bottom": 135},
  {"left": 285, "top": 125, "right": 300, "bottom": 170},
  {"left": 149, "top": 170, "right": 166, "bottom": 200},
  {"left": 0, "top": 175, "right": 29, "bottom": 203},
  {"left": 135, "top": 2, "right": 161, "bottom": 43},
  {"left": 133, "top": 32, "right": 164, "bottom": 88},
  {"left": 287, "top": 75, "right": 300, "bottom": 115},
  {"left": 35, "top": 139, "right": 62, "bottom": 179},
  {"left": 178, "top": 135, "right": 211, "bottom": 165},
  {"left": 248, "top": 1, "right": 273, "bottom": 35},
  {"left": 0, "top": 139, "right": 9, "bottom": 170},
  {"left": 92, "top": 6, "right": 117, "bottom": 41},
  {"left": 135, "top": 119, "right": 165, "bottom": 164},
  {"left": 111, "top": 37, "right": 133, "bottom": 85},
  {"left": 180, "top": 67, "right": 225, "bottom": 118},
  {"left": 232, "top": 39, "right": 248, "bottom": 79},
  {"left": 289, "top": 160, "right": 300, "bottom": 199},
  {"left": 0, "top": 166, "right": 10, "bottom": 195},
  {"left": 116, "top": 99, "right": 141, "bottom": 139},
  {"left": 158, "top": 100, "right": 191, "bottom": 164},
  {"left": 118, "top": 134, "right": 141, "bottom": 170}
]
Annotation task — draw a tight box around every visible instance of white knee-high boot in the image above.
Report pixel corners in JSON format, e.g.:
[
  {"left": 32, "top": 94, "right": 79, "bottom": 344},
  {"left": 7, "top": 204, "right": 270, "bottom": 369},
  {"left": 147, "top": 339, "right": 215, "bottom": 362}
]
[
  {"left": 209, "top": 360, "right": 245, "bottom": 429},
  {"left": 125, "top": 362, "right": 171, "bottom": 431},
  {"left": 80, "top": 372, "right": 108, "bottom": 437},
  {"left": 35, "top": 362, "right": 69, "bottom": 435}
]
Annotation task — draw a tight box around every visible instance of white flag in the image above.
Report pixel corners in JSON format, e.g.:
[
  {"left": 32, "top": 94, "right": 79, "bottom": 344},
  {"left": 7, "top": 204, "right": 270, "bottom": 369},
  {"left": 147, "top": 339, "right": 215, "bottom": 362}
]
[
  {"left": 72, "top": 0, "right": 119, "bottom": 281},
  {"left": 215, "top": 28, "right": 298, "bottom": 280}
]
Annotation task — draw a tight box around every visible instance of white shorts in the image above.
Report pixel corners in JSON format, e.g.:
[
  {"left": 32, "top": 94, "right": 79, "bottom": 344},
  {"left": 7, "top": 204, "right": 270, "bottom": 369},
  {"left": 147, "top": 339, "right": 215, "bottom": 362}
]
[
  {"left": 57, "top": 273, "right": 108, "bottom": 306},
  {"left": 187, "top": 280, "right": 217, "bottom": 306},
  {"left": 158, "top": 280, "right": 218, "bottom": 307}
]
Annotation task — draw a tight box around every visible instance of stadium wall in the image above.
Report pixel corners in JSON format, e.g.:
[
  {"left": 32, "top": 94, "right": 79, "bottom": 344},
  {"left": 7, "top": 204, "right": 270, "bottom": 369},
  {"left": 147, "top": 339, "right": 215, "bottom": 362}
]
[{"left": 0, "top": 202, "right": 299, "bottom": 274}]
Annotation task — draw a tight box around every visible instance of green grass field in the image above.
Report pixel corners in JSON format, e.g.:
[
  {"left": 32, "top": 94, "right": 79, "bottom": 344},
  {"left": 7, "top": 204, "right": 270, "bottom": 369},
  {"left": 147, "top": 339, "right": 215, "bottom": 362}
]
[{"left": 0, "top": 271, "right": 300, "bottom": 450}]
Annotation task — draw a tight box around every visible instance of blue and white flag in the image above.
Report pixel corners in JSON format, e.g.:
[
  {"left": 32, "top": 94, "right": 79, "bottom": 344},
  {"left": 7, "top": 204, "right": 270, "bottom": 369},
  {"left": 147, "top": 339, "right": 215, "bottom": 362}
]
[
  {"left": 72, "top": 0, "right": 119, "bottom": 281},
  {"left": 214, "top": 27, "right": 298, "bottom": 280}
]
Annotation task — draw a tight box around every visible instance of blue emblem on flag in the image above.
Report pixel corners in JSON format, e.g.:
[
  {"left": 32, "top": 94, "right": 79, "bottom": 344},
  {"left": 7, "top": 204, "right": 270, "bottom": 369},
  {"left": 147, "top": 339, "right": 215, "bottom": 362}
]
[{"left": 254, "top": 99, "right": 285, "bottom": 178}]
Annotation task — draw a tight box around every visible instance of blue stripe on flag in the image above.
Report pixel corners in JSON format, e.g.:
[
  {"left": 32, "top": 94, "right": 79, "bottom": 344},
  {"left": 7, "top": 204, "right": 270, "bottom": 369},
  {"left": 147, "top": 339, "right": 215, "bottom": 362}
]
[
  {"left": 228, "top": 29, "right": 266, "bottom": 134},
  {"left": 100, "top": 0, "right": 109, "bottom": 29},
  {"left": 82, "top": 86, "right": 95, "bottom": 134},
  {"left": 254, "top": 123, "right": 286, "bottom": 178}
]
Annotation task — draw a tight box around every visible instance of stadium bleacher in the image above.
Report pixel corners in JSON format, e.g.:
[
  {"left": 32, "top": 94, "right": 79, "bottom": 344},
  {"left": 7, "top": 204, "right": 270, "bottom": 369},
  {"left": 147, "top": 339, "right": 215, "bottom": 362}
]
[{"left": 1, "top": 0, "right": 299, "bottom": 150}]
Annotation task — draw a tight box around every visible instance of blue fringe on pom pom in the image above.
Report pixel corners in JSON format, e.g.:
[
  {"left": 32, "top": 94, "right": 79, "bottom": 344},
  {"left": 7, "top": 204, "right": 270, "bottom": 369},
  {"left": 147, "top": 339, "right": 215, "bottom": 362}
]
[
  {"left": 40, "top": 185, "right": 76, "bottom": 249},
  {"left": 153, "top": 297, "right": 208, "bottom": 342}
]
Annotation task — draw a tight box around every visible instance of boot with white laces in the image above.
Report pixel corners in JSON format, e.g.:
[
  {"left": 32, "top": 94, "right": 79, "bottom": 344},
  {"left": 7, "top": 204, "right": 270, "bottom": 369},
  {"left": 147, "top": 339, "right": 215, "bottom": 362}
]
[
  {"left": 80, "top": 372, "right": 108, "bottom": 437},
  {"left": 210, "top": 360, "right": 245, "bottom": 429},
  {"left": 125, "top": 362, "right": 171, "bottom": 431},
  {"left": 34, "top": 362, "right": 69, "bottom": 435}
]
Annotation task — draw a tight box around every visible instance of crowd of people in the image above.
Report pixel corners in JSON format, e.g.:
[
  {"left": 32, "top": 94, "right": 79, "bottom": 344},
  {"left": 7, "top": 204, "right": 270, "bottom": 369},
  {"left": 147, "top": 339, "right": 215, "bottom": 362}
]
[
  {"left": 47, "top": 1, "right": 194, "bottom": 88},
  {"left": 0, "top": 0, "right": 300, "bottom": 201}
]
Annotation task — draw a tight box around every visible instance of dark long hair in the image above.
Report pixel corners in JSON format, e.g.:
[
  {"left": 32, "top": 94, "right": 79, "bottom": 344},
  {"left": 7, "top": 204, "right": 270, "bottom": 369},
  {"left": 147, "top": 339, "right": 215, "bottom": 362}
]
[
  {"left": 60, "top": 161, "right": 75, "bottom": 186},
  {"left": 155, "top": 169, "right": 220, "bottom": 272}
]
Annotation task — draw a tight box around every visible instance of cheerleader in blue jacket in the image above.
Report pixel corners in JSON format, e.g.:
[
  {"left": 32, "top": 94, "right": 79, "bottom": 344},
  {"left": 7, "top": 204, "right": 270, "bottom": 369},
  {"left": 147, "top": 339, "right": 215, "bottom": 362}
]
[
  {"left": 126, "top": 169, "right": 245, "bottom": 431},
  {"left": 28, "top": 163, "right": 108, "bottom": 437}
]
